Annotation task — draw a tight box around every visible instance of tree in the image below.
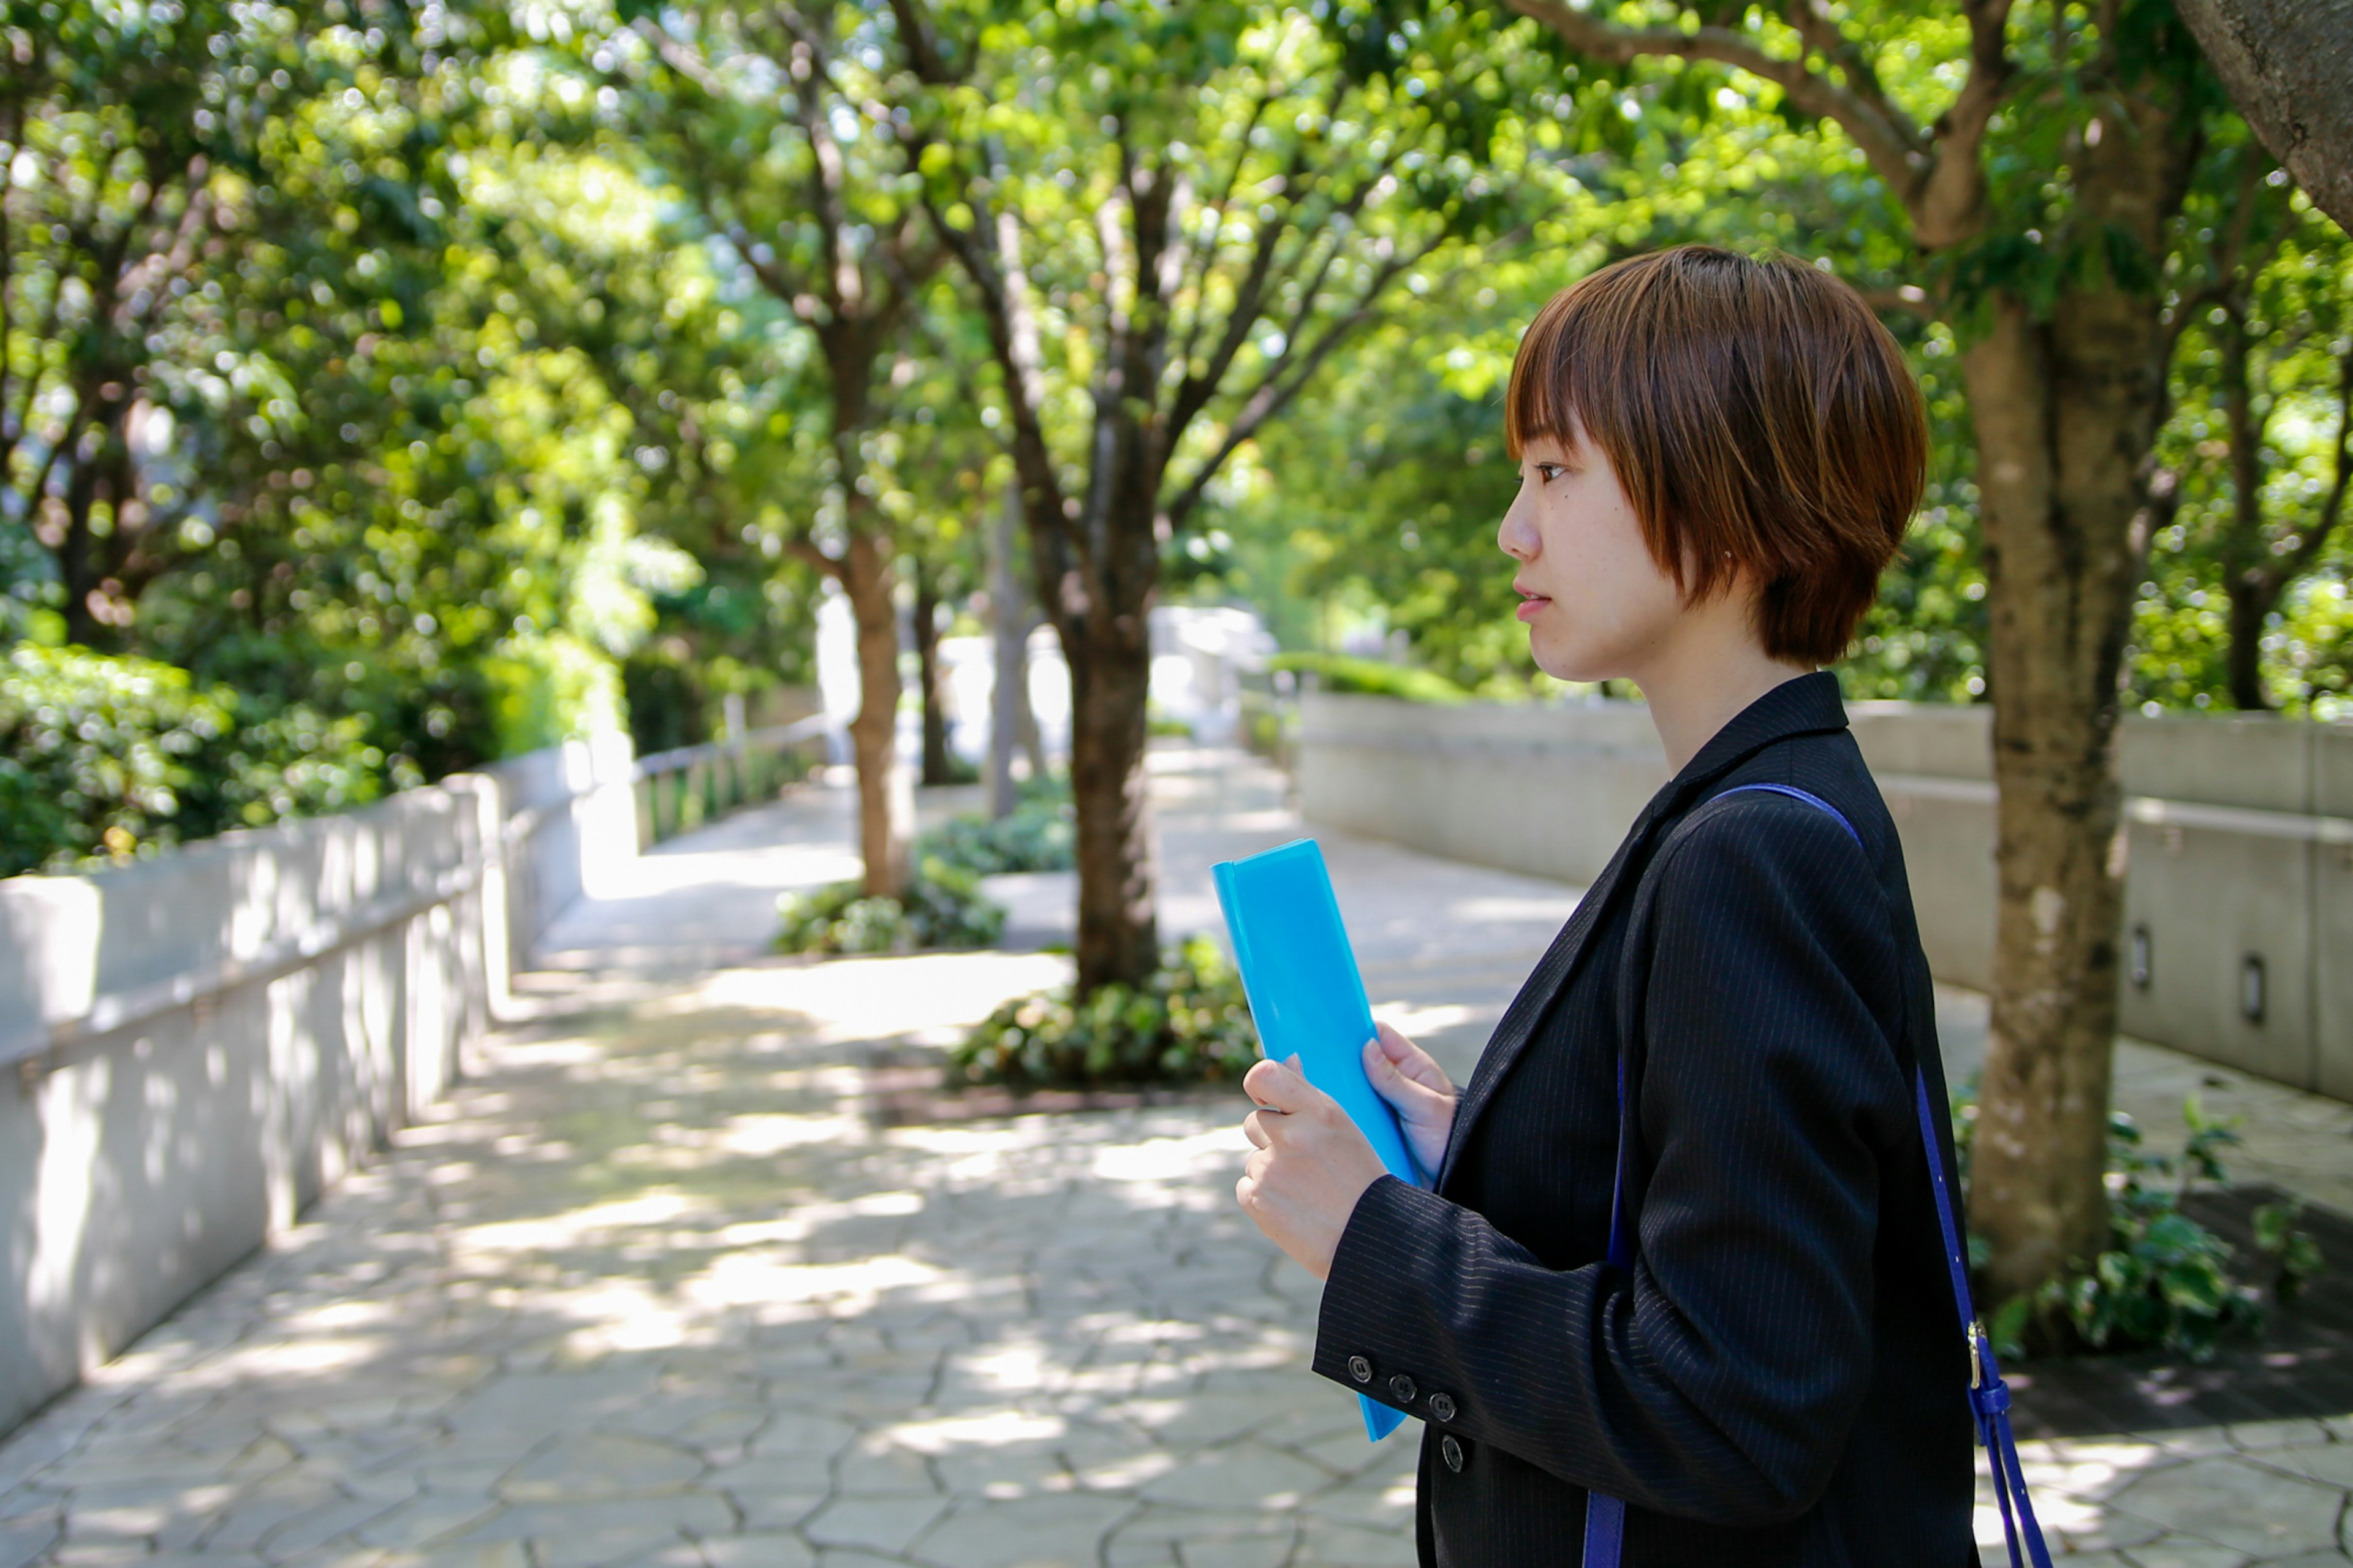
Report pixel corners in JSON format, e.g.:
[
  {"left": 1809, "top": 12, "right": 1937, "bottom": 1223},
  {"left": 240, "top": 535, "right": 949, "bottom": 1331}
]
[
  {"left": 605, "top": 2, "right": 947, "bottom": 897},
  {"left": 1492, "top": 0, "right": 2232, "bottom": 1304},
  {"left": 2134, "top": 159, "right": 2353, "bottom": 713},
  {"left": 900, "top": 0, "right": 1529, "bottom": 991},
  {"left": 0, "top": 1, "right": 464, "bottom": 648},
  {"left": 2172, "top": 0, "right": 2353, "bottom": 237}
]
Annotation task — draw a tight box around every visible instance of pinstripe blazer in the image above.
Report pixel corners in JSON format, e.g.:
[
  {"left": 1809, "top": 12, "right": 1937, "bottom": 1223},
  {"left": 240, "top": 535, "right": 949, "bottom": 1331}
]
[{"left": 1314, "top": 672, "right": 1976, "bottom": 1566}]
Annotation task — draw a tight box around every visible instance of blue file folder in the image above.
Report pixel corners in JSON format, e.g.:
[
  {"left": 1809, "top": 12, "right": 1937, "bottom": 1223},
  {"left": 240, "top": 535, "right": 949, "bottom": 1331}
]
[{"left": 1212, "top": 837, "right": 1419, "bottom": 1442}]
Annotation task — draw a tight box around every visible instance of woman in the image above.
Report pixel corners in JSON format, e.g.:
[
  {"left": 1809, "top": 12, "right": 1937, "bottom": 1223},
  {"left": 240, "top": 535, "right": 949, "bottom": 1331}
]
[{"left": 1235, "top": 246, "right": 1980, "bottom": 1565}]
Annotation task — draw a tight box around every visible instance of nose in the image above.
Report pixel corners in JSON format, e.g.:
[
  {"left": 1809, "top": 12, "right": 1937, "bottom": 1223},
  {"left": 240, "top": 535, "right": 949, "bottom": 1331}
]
[{"left": 1498, "top": 491, "right": 1538, "bottom": 563}]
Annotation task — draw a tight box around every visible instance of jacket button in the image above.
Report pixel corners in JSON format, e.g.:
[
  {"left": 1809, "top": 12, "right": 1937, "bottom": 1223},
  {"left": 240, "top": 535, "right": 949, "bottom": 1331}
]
[
  {"left": 1389, "top": 1374, "right": 1417, "bottom": 1404},
  {"left": 1427, "top": 1392, "right": 1457, "bottom": 1423},
  {"left": 1347, "top": 1355, "right": 1373, "bottom": 1385},
  {"left": 1441, "top": 1433, "right": 1465, "bottom": 1472}
]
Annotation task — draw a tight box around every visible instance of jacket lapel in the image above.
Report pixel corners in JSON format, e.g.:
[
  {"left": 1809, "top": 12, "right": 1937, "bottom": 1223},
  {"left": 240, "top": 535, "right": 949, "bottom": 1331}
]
[
  {"left": 1435, "top": 807, "right": 1665, "bottom": 1188},
  {"left": 1433, "top": 673, "right": 1853, "bottom": 1192}
]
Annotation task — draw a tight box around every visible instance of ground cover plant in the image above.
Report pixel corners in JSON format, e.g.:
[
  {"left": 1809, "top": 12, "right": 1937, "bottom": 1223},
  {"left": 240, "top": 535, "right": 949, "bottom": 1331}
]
[
  {"left": 1955, "top": 1081, "right": 2326, "bottom": 1361},
  {"left": 773, "top": 855, "right": 1004, "bottom": 956},
  {"left": 951, "top": 936, "right": 1259, "bottom": 1091},
  {"left": 916, "top": 778, "right": 1076, "bottom": 877}
]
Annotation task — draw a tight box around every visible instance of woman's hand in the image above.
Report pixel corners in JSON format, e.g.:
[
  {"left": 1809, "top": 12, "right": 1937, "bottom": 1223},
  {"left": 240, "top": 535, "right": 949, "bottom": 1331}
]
[
  {"left": 1364, "top": 1021, "right": 1458, "bottom": 1178},
  {"left": 1237, "top": 1055, "right": 1389, "bottom": 1280}
]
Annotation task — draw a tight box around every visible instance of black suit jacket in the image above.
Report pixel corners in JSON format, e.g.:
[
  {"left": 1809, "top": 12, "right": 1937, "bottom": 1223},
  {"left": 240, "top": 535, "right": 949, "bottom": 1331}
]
[{"left": 1314, "top": 673, "right": 1976, "bottom": 1566}]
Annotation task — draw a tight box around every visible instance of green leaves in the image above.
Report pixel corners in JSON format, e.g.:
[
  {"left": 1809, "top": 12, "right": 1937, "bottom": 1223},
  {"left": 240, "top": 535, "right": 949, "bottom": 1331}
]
[
  {"left": 1962, "top": 1088, "right": 2327, "bottom": 1362},
  {"left": 950, "top": 935, "right": 1260, "bottom": 1090},
  {"left": 0, "top": 644, "right": 385, "bottom": 876},
  {"left": 773, "top": 855, "right": 1009, "bottom": 954}
]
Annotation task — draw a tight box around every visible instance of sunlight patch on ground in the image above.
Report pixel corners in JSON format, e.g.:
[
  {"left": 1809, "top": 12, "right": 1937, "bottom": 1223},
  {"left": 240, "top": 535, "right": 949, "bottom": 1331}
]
[
  {"left": 879, "top": 1409, "right": 1069, "bottom": 1453},
  {"left": 1370, "top": 1001, "right": 1477, "bottom": 1036},
  {"left": 695, "top": 951, "right": 1071, "bottom": 1047},
  {"left": 1448, "top": 893, "right": 1582, "bottom": 922},
  {"left": 455, "top": 1189, "right": 714, "bottom": 1254},
  {"left": 1092, "top": 1128, "right": 1246, "bottom": 1185},
  {"left": 685, "top": 1251, "right": 947, "bottom": 1311},
  {"left": 708, "top": 1111, "right": 867, "bottom": 1154}
]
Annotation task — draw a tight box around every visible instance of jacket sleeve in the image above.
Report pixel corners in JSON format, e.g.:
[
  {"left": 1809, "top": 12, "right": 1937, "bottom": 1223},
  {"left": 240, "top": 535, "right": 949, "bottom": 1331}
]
[{"left": 1311, "top": 798, "right": 1910, "bottom": 1526}]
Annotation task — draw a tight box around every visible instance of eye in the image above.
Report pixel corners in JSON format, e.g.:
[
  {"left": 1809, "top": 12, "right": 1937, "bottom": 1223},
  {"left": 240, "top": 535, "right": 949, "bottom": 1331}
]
[{"left": 1535, "top": 463, "right": 1565, "bottom": 483}]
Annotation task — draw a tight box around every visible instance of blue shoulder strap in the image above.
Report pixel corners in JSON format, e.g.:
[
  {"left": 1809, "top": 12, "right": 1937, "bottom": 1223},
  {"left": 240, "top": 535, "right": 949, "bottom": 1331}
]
[{"left": 1580, "top": 782, "right": 2051, "bottom": 1568}]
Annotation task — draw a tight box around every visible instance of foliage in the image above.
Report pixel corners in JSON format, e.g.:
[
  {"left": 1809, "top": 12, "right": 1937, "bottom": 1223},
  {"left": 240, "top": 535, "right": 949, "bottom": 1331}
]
[
  {"left": 2129, "top": 168, "right": 2353, "bottom": 715},
  {"left": 917, "top": 784, "right": 1075, "bottom": 877},
  {"left": 773, "top": 856, "right": 1005, "bottom": 955},
  {"left": 950, "top": 936, "right": 1259, "bottom": 1091},
  {"left": 1956, "top": 1082, "right": 2325, "bottom": 1361},
  {"left": 0, "top": 646, "right": 388, "bottom": 877},
  {"left": 2254, "top": 1199, "right": 2328, "bottom": 1303},
  {"left": 1270, "top": 652, "right": 1469, "bottom": 705}
]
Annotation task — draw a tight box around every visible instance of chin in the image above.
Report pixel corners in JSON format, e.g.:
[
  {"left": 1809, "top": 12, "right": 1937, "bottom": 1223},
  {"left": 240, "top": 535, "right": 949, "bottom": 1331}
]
[{"left": 1530, "top": 638, "right": 1614, "bottom": 686}]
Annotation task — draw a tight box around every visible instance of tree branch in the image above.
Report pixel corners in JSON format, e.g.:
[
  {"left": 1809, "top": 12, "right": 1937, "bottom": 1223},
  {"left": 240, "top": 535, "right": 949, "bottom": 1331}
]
[
  {"left": 1502, "top": 0, "right": 1929, "bottom": 200},
  {"left": 1504, "top": 0, "right": 2011, "bottom": 249},
  {"left": 1159, "top": 229, "right": 1454, "bottom": 532},
  {"left": 2270, "top": 342, "right": 2353, "bottom": 589}
]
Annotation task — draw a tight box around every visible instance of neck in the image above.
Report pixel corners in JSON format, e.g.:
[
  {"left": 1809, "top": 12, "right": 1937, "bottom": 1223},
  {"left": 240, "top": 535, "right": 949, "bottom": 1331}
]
[{"left": 1628, "top": 593, "right": 1814, "bottom": 773}]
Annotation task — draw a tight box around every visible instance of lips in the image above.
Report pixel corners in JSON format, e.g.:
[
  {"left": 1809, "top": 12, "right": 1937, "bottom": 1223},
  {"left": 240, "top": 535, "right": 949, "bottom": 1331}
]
[{"left": 1515, "top": 591, "right": 1549, "bottom": 623}]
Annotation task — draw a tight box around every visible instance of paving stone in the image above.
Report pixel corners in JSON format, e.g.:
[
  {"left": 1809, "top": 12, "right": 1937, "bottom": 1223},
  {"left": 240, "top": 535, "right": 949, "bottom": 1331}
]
[
  {"left": 906, "top": 1493, "right": 1133, "bottom": 1567},
  {"left": 696, "top": 1534, "right": 820, "bottom": 1568},
  {"left": 0, "top": 1517, "right": 61, "bottom": 1568},
  {"left": 2108, "top": 1456, "right": 2344, "bottom": 1556},
  {"left": 497, "top": 1434, "right": 704, "bottom": 1502},
  {"left": 1137, "top": 1445, "right": 1334, "bottom": 1512},
  {"left": 2116, "top": 1543, "right": 2260, "bottom": 1568},
  {"left": 804, "top": 1494, "right": 951, "bottom": 1555},
  {"left": 1292, "top": 1515, "right": 1420, "bottom": 1566},
  {"left": 352, "top": 1492, "right": 503, "bottom": 1551}
]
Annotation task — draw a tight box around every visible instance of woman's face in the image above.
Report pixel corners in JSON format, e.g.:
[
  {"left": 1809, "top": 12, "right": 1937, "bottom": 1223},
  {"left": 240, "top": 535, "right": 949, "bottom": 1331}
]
[{"left": 1498, "top": 428, "right": 1688, "bottom": 684}]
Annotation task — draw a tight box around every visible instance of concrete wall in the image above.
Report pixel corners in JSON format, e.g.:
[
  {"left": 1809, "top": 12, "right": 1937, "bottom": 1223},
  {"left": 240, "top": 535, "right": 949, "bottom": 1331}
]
[
  {"left": 0, "top": 735, "right": 636, "bottom": 1437},
  {"left": 1298, "top": 694, "right": 2353, "bottom": 1094},
  {"left": 485, "top": 732, "right": 639, "bottom": 969}
]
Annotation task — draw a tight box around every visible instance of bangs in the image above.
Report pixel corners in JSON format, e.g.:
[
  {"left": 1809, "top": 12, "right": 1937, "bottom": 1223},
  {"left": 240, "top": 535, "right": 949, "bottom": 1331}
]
[
  {"left": 1502, "top": 289, "right": 1574, "bottom": 460},
  {"left": 1501, "top": 265, "right": 1658, "bottom": 464}
]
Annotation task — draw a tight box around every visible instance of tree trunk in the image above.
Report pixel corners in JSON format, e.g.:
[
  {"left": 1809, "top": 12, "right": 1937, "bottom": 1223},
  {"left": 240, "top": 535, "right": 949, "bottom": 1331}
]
[
  {"left": 913, "top": 566, "right": 957, "bottom": 786},
  {"left": 2173, "top": 0, "right": 2353, "bottom": 235},
  {"left": 1064, "top": 613, "right": 1158, "bottom": 993},
  {"left": 2224, "top": 578, "right": 2273, "bottom": 711},
  {"left": 1962, "top": 284, "right": 2172, "bottom": 1306},
  {"left": 988, "top": 480, "right": 1031, "bottom": 820},
  {"left": 839, "top": 532, "right": 909, "bottom": 900}
]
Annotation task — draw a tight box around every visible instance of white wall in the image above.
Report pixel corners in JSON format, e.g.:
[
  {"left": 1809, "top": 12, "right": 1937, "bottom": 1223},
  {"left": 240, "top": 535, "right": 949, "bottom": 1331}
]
[
  {"left": 0, "top": 735, "right": 635, "bottom": 1437},
  {"left": 1298, "top": 694, "right": 2353, "bottom": 1095}
]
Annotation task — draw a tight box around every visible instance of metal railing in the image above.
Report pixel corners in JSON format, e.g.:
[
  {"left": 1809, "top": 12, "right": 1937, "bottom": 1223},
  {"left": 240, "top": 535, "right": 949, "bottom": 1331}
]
[{"left": 632, "top": 715, "right": 833, "bottom": 847}]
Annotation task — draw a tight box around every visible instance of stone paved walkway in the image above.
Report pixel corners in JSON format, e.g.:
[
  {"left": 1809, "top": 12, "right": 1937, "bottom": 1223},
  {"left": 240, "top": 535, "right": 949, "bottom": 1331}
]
[{"left": 7, "top": 747, "right": 2353, "bottom": 1568}]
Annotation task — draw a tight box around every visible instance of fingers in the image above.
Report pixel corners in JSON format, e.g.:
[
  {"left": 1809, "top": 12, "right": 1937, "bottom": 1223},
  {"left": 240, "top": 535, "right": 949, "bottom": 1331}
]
[
  {"left": 1241, "top": 1055, "right": 1294, "bottom": 1112},
  {"left": 1243, "top": 1054, "right": 1327, "bottom": 1116},
  {"left": 1371, "top": 1021, "right": 1454, "bottom": 1097},
  {"left": 1243, "top": 1110, "right": 1273, "bottom": 1149}
]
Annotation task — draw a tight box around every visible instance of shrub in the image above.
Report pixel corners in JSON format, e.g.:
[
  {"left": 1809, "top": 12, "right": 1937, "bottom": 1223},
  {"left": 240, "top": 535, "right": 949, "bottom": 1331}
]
[
  {"left": 774, "top": 855, "right": 1006, "bottom": 955},
  {"left": 1268, "top": 650, "right": 1469, "bottom": 705},
  {"left": 0, "top": 645, "right": 387, "bottom": 877},
  {"left": 950, "top": 935, "right": 1259, "bottom": 1090},
  {"left": 1957, "top": 1083, "right": 2327, "bottom": 1362},
  {"left": 917, "top": 781, "right": 1075, "bottom": 876}
]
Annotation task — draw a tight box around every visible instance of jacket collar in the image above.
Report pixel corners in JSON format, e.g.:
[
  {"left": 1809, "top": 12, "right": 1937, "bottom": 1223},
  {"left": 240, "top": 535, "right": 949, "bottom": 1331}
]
[
  {"left": 1657, "top": 669, "right": 1849, "bottom": 808},
  {"left": 1434, "top": 671, "right": 1849, "bottom": 1189}
]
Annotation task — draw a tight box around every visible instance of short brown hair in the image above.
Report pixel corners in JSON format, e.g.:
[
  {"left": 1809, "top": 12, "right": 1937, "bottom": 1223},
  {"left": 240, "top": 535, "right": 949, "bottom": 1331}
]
[{"left": 1504, "top": 245, "right": 1926, "bottom": 665}]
